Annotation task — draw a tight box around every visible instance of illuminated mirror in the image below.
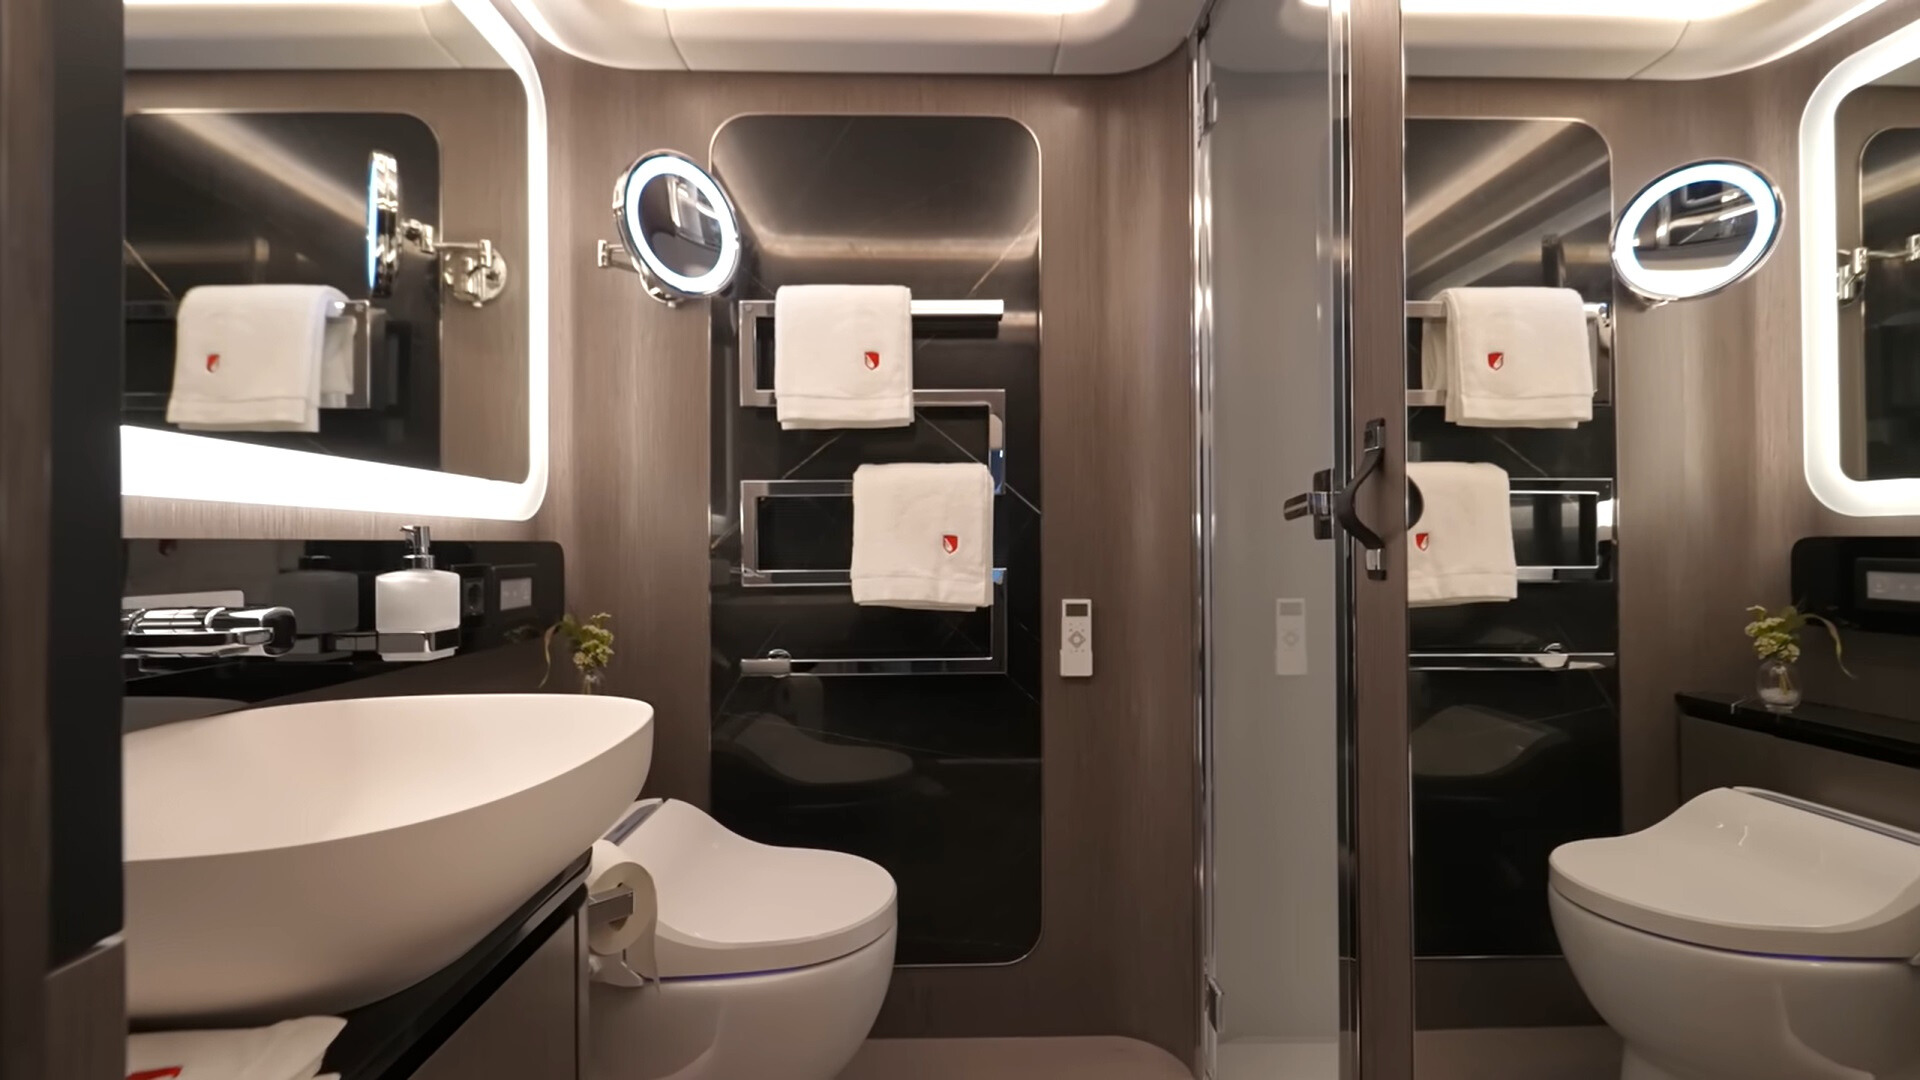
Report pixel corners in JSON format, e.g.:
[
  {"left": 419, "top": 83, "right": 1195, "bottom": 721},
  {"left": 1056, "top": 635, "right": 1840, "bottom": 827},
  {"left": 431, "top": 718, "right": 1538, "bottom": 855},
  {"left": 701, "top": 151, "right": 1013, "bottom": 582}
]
[{"left": 1610, "top": 160, "right": 1782, "bottom": 305}]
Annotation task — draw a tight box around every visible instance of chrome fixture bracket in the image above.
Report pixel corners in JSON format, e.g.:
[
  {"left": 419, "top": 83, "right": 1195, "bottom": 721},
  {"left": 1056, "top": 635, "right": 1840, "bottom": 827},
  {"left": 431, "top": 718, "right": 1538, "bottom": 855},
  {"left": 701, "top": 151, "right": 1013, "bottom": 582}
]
[
  {"left": 122, "top": 605, "right": 297, "bottom": 658},
  {"left": 596, "top": 238, "right": 690, "bottom": 308},
  {"left": 1837, "top": 235, "right": 1920, "bottom": 304},
  {"left": 368, "top": 150, "right": 507, "bottom": 308},
  {"left": 329, "top": 627, "right": 462, "bottom": 656}
]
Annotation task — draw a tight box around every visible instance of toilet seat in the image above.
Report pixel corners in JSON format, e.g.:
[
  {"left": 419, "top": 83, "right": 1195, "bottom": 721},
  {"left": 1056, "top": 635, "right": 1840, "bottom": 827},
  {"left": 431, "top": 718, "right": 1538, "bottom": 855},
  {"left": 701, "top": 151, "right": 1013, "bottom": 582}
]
[
  {"left": 611, "top": 800, "right": 897, "bottom": 978},
  {"left": 1549, "top": 787, "right": 1920, "bottom": 959}
]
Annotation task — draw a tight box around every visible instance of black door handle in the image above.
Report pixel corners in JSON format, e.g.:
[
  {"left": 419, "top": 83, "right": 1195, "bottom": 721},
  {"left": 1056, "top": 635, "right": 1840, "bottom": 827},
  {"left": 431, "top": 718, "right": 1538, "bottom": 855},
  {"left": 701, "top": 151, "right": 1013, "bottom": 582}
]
[{"left": 1285, "top": 418, "right": 1414, "bottom": 582}]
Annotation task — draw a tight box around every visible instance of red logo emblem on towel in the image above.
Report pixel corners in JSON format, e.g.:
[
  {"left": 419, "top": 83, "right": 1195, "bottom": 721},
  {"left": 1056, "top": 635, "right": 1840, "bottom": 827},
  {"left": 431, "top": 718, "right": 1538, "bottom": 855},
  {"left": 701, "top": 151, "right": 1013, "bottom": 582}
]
[
  {"left": 129, "top": 1069, "right": 185, "bottom": 1080},
  {"left": 864, "top": 351, "right": 881, "bottom": 370},
  {"left": 1487, "top": 352, "right": 1505, "bottom": 371},
  {"left": 1415, "top": 532, "right": 1431, "bottom": 552},
  {"left": 205, "top": 353, "right": 221, "bottom": 373},
  {"left": 942, "top": 534, "right": 960, "bottom": 555}
]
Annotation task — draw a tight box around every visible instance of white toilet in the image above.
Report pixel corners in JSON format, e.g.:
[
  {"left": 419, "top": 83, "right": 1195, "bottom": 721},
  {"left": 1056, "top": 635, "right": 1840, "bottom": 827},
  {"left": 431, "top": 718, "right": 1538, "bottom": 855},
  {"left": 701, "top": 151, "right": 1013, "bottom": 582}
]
[
  {"left": 1550, "top": 787, "right": 1920, "bottom": 1080},
  {"left": 589, "top": 799, "right": 898, "bottom": 1080}
]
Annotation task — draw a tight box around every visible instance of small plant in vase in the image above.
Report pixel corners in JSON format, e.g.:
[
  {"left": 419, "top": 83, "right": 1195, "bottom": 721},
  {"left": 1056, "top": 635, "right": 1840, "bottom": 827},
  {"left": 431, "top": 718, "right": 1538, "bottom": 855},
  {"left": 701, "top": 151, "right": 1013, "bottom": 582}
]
[
  {"left": 1743, "top": 604, "right": 1850, "bottom": 712},
  {"left": 542, "top": 612, "right": 614, "bottom": 694}
]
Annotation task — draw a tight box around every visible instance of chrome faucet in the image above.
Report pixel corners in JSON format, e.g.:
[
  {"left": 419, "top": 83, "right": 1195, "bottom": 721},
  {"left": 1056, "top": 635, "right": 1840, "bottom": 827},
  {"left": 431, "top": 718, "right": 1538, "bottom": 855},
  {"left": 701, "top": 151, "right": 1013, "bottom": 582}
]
[{"left": 122, "top": 605, "right": 297, "bottom": 658}]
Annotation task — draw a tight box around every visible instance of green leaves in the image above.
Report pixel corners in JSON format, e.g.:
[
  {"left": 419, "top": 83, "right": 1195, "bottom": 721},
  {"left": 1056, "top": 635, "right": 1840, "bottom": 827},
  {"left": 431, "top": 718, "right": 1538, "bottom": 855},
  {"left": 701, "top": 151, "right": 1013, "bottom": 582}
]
[
  {"left": 1743, "top": 603, "right": 1852, "bottom": 677},
  {"left": 541, "top": 611, "right": 615, "bottom": 692}
]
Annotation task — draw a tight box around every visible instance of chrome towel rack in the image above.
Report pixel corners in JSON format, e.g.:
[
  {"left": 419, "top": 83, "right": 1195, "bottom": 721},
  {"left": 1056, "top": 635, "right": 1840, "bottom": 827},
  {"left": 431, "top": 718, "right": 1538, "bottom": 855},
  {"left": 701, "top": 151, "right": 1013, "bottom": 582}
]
[
  {"left": 733, "top": 478, "right": 1007, "bottom": 677},
  {"left": 1408, "top": 648, "right": 1615, "bottom": 673},
  {"left": 737, "top": 479, "right": 1007, "bottom": 590},
  {"left": 124, "top": 298, "right": 389, "bottom": 412},
  {"left": 1406, "top": 299, "right": 1612, "bottom": 408},
  {"left": 737, "top": 574, "right": 1008, "bottom": 678},
  {"left": 735, "top": 298, "right": 1010, "bottom": 490}
]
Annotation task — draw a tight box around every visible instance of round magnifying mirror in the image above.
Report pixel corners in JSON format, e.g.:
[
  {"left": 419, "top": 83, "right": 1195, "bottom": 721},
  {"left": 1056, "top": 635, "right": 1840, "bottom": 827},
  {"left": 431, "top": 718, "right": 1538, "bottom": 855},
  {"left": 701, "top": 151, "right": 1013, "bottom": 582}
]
[
  {"left": 1611, "top": 160, "right": 1782, "bottom": 305},
  {"left": 366, "top": 150, "right": 402, "bottom": 299},
  {"left": 612, "top": 150, "right": 742, "bottom": 305}
]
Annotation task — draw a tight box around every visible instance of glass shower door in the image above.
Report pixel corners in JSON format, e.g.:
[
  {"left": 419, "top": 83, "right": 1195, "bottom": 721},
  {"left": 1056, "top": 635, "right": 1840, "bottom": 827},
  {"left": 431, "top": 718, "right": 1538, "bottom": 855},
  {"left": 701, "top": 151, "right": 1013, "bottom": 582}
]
[{"left": 1198, "top": 0, "right": 1412, "bottom": 1077}]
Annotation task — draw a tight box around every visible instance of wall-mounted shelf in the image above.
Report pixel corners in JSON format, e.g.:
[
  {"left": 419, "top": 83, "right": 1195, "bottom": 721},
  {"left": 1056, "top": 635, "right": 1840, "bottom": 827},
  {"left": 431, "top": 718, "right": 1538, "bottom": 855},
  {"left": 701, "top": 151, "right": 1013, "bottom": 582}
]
[{"left": 1406, "top": 299, "right": 1613, "bottom": 409}]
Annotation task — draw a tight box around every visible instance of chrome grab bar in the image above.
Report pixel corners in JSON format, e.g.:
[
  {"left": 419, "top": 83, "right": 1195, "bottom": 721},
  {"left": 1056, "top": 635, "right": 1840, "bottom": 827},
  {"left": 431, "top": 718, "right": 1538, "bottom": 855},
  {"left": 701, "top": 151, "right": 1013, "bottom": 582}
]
[{"left": 1408, "top": 647, "right": 1615, "bottom": 673}]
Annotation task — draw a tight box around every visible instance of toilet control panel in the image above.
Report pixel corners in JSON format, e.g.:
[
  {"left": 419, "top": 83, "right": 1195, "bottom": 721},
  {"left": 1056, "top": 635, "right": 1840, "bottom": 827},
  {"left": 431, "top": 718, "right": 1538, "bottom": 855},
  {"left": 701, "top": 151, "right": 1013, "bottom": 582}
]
[{"left": 1061, "top": 599, "right": 1093, "bottom": 678}]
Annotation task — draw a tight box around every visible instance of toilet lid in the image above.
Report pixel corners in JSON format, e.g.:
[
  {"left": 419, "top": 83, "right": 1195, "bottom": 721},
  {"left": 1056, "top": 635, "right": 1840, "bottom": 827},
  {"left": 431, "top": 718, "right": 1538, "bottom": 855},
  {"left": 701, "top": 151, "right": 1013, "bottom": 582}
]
[
  {"left": 1550, "top": 787, "right": 1920, "bottom": 959},
  {"left": 613, "top": 800, "right": 897, "bottom": 978}
]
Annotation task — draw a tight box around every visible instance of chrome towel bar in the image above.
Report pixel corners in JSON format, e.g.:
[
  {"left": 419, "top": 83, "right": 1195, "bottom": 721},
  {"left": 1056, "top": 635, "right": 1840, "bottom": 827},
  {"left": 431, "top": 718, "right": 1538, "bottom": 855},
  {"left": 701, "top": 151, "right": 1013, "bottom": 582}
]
[{"left": 1408, "top": 649, "right": 1615, "bottom": 673}]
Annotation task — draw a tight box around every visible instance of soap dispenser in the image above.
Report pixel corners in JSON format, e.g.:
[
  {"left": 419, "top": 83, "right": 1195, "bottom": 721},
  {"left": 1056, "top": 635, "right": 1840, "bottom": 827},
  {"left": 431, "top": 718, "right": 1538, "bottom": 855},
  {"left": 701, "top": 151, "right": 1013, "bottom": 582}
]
[{"left": 376, "top": 525, "right": 459, "bottom": 662}]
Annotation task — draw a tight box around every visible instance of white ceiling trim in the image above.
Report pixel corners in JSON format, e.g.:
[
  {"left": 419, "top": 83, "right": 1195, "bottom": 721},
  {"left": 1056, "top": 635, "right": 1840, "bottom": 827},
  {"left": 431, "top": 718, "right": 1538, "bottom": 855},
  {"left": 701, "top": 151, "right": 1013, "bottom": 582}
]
[{"left": 506, "top": 0, "right": 1201, "bottom": 74}]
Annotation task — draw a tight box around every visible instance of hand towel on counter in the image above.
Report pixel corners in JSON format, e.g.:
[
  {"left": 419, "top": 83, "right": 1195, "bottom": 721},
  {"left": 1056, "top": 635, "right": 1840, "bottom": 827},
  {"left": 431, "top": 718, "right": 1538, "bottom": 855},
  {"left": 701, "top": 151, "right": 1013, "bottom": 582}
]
[
  {"left": 850, "top": 462, "right": 994, "bottom": 611},
  {"left": 1422, "top": 287, "right": 1593, "bottom": 428},
  {"left": 1406, "top": 461, "right": 1517, "bottom": 608},
  {"left": 127, "top": 1016, "right": 345, "bottom": 1080},
  {"left": 773, "top": 284, "right": 914, "bottom": 430},
  {"left": 165, "top": 285, "right": 347, "bottom": 433}
]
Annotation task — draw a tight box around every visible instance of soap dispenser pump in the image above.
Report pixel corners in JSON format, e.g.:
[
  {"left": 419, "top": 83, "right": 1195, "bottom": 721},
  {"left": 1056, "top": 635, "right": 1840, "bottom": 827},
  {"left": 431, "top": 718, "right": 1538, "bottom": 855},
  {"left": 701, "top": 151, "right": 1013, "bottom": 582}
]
[{"left": 376, "top": 525, "right": 459, "bottom": 662}]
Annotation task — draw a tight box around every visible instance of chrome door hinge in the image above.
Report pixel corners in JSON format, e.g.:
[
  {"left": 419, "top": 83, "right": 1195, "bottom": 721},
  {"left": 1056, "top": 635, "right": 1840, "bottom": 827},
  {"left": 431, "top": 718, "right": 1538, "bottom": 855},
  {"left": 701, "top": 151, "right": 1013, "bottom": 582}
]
[
  {"left": 1200, "top": 83, "right": 1220, "bottom": 136},
  {"left": 1205, "top": 975, "right": 1224, "bottom": 1032}
]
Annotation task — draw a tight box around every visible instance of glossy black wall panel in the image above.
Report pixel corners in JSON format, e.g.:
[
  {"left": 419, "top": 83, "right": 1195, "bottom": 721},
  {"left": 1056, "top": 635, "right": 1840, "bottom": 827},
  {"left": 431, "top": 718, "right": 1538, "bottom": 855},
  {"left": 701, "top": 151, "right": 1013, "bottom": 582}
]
[
  {"left": 706, "top": 116, "right": 1042, "bottom": 964},
  {"left": 1405, "top": 117, "right": 1621, "bottom": 963}
]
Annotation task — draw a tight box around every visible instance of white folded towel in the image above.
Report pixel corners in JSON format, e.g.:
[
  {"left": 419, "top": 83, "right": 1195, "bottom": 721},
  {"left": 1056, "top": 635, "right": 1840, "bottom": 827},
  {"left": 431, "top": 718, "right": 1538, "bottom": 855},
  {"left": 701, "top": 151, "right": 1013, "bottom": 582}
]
[
  {"left": 1422, "top": 287, "right": 1593, "bottom": 428},
  {"left": 318, "top": 314, "right": 357, "bottom": 410},
  {"left": 1406, "top": 461, "right": 1518, "bottom": 608},
  {"left": 774, "top": 284, "right": 914, "bottom": 430},
  {"left": 850, "top": 462, "right": 994, "bottom": 611},
  {"left": 166, "top": 285, "right": 347, "bottom": 433},
  {"left": 127, "top": 1016, "right": 345, "bottom": 1080}
]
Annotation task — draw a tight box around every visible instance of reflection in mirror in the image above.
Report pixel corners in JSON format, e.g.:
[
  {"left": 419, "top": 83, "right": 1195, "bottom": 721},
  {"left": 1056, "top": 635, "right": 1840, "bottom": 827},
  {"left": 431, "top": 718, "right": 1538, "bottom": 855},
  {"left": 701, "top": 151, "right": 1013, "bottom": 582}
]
[
  {"left": 1848, "top": 128, "right": 1920, "bottom": 479},
  {"left": 603, "top": 150, "right": 742, "bottom": 306},
  {"left": 1610, "top": 160, "right": 1781, "bottom": 304},
  {"left": 123, "top": 0, "right": 534, "bottom": 490},
  {"left": 366, "top": 149, "right": 509, "bottom": 308}
]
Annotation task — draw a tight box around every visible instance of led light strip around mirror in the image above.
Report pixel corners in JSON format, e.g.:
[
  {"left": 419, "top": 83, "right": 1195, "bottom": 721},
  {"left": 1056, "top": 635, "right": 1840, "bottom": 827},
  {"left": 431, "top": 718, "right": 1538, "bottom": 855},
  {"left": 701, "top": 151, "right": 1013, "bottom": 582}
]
[
  {"left": 120, "top": 0, "right": 549, "bottom": 520},
  {"left": 1801, "top": 14, "right": 1920, "bottom": 516}
]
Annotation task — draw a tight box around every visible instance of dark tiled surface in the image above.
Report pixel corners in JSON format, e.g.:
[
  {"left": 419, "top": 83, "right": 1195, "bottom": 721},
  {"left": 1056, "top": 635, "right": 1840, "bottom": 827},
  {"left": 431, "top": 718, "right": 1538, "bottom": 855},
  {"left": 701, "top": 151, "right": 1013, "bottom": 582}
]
[
  {"left": 707, "top": 116, "right": 1043, "bottom": 964},
  {"left": 1675, "top": 691, "right": 1920, "bottom": 770}
]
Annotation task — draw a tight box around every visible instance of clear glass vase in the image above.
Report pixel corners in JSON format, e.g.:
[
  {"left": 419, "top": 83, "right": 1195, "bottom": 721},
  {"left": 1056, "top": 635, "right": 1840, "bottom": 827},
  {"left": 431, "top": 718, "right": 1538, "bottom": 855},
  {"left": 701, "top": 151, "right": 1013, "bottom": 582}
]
[
  {"left": 1756, "top": 656, "right": 1800, "bottom": 712},
  {"left": 579, "top": 668, "right": 605, "bottom": 695}
]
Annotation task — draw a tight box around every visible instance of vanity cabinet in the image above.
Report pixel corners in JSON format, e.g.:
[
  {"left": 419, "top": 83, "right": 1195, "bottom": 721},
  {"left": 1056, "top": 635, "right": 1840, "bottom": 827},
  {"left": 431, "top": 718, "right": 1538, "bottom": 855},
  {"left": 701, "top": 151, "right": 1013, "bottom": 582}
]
[{"left": 411, "top": 914, "right": 582, "bottom": 1080}]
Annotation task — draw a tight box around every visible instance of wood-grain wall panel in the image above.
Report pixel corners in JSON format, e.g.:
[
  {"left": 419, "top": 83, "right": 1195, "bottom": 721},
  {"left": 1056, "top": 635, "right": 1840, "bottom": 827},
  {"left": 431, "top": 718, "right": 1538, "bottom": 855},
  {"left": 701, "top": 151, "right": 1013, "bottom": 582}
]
[
  {"left": 1351, "top": 0, "right": 1415, "bottom": 1073},
  {"left": 509, "top": 6, "right": 1199, "bottom": 1058},
  {"left": 1410, "top": 0, "right": 1920, "bottom": 834}
]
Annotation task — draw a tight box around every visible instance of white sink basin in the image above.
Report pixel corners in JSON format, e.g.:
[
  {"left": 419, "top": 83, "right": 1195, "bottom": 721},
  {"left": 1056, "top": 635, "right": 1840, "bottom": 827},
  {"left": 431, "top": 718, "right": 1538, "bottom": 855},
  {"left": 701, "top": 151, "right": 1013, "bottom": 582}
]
[{"left": 123, "top": 693, "right": 653, "bottom": 1022}]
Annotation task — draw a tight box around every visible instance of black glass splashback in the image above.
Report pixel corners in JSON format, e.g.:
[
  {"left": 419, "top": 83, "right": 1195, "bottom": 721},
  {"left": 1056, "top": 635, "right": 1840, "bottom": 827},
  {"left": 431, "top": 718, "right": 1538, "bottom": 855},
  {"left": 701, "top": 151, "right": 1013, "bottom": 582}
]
[
  {"left": 1405, "top": 117, "right": 1622, "bottom": 961},
  {"left": 121, "top": 538, "right": 563, "bottom": 708},
  {"left": 707, "top": 115, "right": 1044, "bottom": 964}
]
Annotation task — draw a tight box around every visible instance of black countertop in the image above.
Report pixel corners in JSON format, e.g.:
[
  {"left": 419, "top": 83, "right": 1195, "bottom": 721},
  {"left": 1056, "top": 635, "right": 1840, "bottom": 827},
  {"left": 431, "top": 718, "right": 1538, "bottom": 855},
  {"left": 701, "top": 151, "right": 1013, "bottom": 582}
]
[
  {"left": 322, "top": 852, "right": 589, "bottom": 1080},
  {"left": 1675, "top": 692, "right": 1920, "bottom": 770}
]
